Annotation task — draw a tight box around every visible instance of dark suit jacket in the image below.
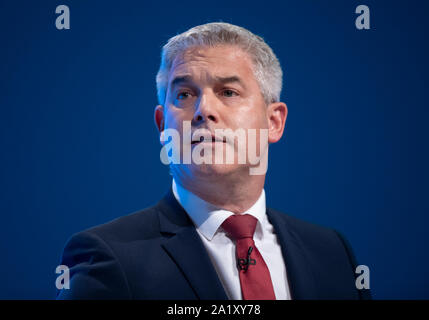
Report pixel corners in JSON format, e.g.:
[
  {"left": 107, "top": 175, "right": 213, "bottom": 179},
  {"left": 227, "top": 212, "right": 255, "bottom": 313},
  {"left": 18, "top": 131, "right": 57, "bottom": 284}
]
[{"left": 56, "top": 189, "right": 371, "bottom": 300}]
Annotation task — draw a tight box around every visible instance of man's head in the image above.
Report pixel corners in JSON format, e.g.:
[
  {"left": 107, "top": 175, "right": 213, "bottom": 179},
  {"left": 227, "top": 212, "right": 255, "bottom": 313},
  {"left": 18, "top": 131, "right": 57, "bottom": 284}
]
[
  {"left": 156, "top": 23, "right": 283, "bottom": 106},
  {"left": 154, "top": 22, "right": 287, "bottom": 187}
]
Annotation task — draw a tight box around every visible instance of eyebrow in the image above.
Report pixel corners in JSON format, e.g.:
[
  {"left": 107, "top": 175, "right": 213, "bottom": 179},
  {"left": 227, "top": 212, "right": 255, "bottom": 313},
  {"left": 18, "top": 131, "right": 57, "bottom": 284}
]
[
  {"left": 170, "top": 75, "right": 193, "bottom": 88},
  {"left": 214, "top": 76, "right": 244, "bottom": 86},
  {"left": 169, "top": 75, "right": 246, "bottom": 89}
]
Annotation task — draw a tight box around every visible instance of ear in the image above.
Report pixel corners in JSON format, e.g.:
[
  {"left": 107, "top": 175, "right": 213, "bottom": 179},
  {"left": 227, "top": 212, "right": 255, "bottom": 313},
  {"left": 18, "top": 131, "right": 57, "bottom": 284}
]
[
  {"left": 267, "top": 102, "right": 288, "bottom": 144},
  {"left": 154, "top": 105, "right": 165, "bottom": 144}
]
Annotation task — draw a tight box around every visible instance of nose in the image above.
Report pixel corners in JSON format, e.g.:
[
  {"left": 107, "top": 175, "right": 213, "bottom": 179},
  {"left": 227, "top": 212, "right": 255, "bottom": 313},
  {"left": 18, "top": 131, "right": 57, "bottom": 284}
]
[{"left": 192, "top": 91, "right": 219, "bottom": 125}]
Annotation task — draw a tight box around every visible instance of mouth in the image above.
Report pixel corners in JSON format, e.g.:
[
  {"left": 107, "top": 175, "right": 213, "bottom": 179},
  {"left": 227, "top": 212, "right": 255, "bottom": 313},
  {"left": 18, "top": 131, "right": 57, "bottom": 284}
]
[{"left": 191, "top": 135, "right": 227, "bottom": 145}]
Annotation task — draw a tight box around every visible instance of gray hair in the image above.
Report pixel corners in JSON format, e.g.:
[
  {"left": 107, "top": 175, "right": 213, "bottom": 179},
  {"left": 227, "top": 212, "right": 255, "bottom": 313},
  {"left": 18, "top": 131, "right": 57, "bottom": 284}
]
[{"left": 156, "top": 22, "right": 283, "bottom": 106}]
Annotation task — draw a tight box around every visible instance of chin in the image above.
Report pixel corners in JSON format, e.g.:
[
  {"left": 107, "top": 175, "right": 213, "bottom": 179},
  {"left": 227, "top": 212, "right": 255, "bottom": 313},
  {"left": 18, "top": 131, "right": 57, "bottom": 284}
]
[{"left": 190, "top": 163, "right": 246, "bottom": 178}]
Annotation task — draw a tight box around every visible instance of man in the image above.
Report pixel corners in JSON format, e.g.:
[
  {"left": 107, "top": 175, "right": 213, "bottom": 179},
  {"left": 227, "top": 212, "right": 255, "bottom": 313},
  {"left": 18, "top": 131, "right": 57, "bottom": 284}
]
[{"left": 57, "top": 22, "right": 370, "bottom": 300}]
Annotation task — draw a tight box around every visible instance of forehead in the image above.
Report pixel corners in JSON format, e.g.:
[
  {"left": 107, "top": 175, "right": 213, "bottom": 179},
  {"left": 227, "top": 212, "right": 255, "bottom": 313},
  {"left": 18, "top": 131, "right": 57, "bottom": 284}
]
[{"left": 168, "top": 45, "right": 256, "bottom": 85}]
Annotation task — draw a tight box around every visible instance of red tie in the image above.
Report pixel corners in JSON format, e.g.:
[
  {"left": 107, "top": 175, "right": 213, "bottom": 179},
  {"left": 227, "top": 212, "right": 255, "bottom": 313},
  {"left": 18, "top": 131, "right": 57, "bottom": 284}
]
[{"left": 221, "top": 214, "right": 276, "bottom": 300}]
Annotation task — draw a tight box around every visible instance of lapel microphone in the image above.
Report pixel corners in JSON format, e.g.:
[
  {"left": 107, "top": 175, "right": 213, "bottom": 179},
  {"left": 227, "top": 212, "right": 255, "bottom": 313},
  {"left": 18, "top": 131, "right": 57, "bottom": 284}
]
[{"left": 237, "top": 246, "right": 257, "bottom": 272}]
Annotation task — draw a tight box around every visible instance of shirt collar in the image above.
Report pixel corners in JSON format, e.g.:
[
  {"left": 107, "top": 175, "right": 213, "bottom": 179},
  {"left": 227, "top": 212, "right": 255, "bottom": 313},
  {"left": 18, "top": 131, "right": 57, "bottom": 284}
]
[{"left": 172, "top": 179, "right": 267, "bottom": 241}]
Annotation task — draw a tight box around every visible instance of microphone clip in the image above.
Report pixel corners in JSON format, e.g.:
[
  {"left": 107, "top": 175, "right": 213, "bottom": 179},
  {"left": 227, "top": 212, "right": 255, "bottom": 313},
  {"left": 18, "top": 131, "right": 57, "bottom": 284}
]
[{"left": 237, "top": 246, "right": 256, "bottom": 272}]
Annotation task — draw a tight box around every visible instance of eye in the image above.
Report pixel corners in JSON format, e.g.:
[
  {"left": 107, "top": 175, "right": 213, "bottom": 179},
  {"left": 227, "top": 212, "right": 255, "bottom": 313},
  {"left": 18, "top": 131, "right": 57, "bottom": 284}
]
[
  {"left": 177, "top": 91, "right": 192, "bottom": 100},
  {"left": 221, "top": 89, "right": 238, "bottom": 97}
]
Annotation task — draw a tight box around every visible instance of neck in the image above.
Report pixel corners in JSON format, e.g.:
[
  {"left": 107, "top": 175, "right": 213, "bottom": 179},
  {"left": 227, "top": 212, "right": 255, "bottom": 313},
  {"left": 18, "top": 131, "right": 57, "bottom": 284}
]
[{"left": 174, "top": 172, "right": 265, "bottom": 214}]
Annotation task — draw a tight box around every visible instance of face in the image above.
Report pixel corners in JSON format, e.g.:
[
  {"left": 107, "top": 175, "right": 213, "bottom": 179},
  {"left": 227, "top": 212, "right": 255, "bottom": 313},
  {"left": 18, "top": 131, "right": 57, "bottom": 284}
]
[{"left": 155, "top": 45, "right": 287, "bottom": 183}]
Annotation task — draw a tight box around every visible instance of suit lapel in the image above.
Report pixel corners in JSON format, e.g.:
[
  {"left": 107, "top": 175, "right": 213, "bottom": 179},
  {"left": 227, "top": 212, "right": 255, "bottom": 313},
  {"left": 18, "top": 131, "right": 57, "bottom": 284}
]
[
  {"left": 267, "top": 208, "right": 319, "bottom": 299},
  {"left": 157, "top": 189, "right": 228, "bottom": 300}
]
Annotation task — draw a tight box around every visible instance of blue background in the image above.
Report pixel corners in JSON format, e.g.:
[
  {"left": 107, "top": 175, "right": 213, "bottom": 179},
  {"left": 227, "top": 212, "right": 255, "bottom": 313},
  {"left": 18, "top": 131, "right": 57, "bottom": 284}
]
[{"left": 1, "top": 0, "right": 428, "bottom": 299}]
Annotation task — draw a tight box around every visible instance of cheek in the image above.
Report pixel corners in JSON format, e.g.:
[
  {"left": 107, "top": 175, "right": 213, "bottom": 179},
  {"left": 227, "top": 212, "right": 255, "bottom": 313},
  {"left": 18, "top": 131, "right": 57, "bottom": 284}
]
[
  {"left": 164, "top": 108, "right": 186, "bottom": 130},
  {"left": 231, "top": 109, "right": 268, "bottom": 130},
  {"left": 231, "top": 97, "right": 268, "bottom": 129}
]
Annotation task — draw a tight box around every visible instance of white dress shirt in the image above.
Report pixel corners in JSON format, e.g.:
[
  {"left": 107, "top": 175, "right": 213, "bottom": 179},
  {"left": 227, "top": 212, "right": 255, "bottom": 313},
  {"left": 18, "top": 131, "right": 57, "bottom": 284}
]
[{"left": 172, "top": 179, "right": 291, "bottom": 300}]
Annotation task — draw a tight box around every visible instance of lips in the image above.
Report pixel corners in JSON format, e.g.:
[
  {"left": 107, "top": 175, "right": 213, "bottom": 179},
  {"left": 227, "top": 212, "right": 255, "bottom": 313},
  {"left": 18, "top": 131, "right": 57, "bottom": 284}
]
[{"left": 191, "top": 135, "right": 227, "bottom": 145}]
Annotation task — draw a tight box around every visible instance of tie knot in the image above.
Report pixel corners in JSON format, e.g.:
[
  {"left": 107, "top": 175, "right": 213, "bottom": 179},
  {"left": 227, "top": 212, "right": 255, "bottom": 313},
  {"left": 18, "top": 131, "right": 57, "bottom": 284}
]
[{"left": 221, "top": 214, "right": 257, "bottom": 240}]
